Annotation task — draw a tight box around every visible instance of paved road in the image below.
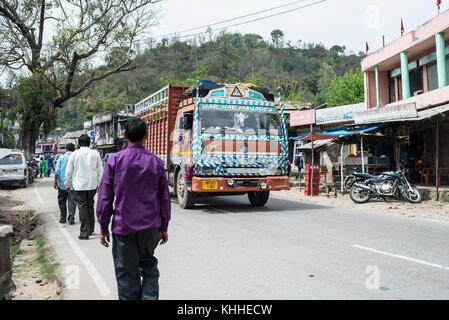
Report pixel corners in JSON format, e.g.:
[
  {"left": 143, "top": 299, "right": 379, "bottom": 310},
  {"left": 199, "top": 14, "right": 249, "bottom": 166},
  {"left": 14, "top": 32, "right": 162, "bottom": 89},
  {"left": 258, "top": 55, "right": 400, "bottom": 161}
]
[{"left": 16, "top": 178, "right": 449, "bottom": 299}]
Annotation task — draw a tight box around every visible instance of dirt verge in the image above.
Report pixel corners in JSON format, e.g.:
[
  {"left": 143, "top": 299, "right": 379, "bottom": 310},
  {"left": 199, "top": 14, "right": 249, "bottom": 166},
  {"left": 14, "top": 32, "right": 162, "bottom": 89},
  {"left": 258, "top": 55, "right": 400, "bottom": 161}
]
[{"left": 0, "top": 188, "right": 60, "bottom": 300}]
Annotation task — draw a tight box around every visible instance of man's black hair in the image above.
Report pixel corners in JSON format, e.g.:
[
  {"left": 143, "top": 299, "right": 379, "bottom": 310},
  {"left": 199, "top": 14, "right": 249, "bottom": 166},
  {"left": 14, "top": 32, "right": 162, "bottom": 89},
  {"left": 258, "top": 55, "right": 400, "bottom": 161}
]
[
  {"left": 78, "top": 134, "right": 91, "bottom": 147},
  {"left": 125, "top": 117, "right": 147, "bottom": 142},
  {"left": 66, "top": 143, "right": 75, "bottom": 152}
]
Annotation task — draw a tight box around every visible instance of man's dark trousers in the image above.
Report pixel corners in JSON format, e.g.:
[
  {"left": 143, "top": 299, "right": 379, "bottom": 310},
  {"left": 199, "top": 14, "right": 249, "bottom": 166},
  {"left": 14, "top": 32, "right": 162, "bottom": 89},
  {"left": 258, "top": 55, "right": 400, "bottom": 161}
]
[
  {"left": 112, "top": 228, "right": 160, "bottom": 300},
  {"left": 74, "top": 190, "right": 96, "bottom": 237},
  {"left": 58, "top": 189, "right": 76, "bottom": 222}
]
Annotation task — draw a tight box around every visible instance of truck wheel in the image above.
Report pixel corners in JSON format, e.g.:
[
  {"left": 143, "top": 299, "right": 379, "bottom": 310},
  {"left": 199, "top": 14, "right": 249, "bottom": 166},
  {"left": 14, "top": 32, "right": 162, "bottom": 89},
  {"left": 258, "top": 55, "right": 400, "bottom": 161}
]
[
  {"left": 176, "top": 171, "right": 195, "bottom": 209},
  {"left": 248, "top": 191, "right": 270, "bottom": 207}
]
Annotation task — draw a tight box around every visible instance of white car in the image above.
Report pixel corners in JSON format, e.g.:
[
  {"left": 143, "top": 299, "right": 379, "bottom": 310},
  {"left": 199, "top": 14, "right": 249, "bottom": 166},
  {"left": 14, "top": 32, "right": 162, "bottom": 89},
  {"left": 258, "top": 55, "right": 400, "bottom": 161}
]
[{"left": 0, "top": 149, "right": 29, "bottom": 188}]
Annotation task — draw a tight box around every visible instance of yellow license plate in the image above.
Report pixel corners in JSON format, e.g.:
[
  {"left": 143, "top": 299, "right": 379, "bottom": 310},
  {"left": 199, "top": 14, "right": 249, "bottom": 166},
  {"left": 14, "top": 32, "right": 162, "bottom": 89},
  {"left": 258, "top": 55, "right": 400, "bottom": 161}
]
[{"left": 202, "top": 180, "right": 218, "bottom": 190}]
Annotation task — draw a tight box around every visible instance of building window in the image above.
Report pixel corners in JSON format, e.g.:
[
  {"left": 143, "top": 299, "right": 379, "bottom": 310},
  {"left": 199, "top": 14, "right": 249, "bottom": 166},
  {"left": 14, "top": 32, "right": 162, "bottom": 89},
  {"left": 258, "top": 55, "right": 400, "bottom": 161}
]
[
  {"left": 389, "top": 77, "right": 396, "bottom": 103},
  {"left": 426, "top": 56, "right": 449, "bottom": 91},
  {"left": 410, "top": 67, "right": 423, "bottom": 96},
  {"left": 427, "top": 62, "right": 439, "bottom": 91}
]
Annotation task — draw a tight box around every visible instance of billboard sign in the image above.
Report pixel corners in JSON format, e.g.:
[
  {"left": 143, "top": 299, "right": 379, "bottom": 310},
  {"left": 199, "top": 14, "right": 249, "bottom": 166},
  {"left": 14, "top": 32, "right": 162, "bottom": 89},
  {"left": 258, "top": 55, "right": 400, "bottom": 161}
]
[
  {"left": 353, "top": 103, "right": 417, "bottom": 124},
  {"left": 316, "top": 103, "right": 366, "bottom": 125},
  {"left": 290, "top": 110, "right": 316, "bottom": 127}
]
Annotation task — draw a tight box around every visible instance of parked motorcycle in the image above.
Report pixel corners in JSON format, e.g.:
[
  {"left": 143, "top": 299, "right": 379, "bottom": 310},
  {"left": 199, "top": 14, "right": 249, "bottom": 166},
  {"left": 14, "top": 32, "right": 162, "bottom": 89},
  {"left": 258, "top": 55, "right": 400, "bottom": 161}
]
[
  {"left": 27, "top": 161, "right": 35, "bottom": 184},
  {"left": 27, "top": 160, "right": 40, "bottom": 183},
  {"left": 348, "top": 164, "right": 422, "bottom": 204}
]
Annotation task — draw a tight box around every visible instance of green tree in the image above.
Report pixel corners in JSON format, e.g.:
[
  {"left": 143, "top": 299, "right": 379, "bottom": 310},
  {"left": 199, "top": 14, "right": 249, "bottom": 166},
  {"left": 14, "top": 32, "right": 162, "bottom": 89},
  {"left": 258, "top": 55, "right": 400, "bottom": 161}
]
[
  {"left": 7, "top": 76, "right": 56, "bottom": 153},
  {"left": 326, "top": 69, "right": 365, "bottom": 107},
  {"left": 270, "top": 29, "right": 284, "bottom": 48},
  {"left": 314, "top": 63, "right": 337, "bottom": 107},
  {"left": 84, "top": 112, "right": 94, "bottom": 121},
  {"left": 317, "top": 63, "right": 337, "bottom": 95}
]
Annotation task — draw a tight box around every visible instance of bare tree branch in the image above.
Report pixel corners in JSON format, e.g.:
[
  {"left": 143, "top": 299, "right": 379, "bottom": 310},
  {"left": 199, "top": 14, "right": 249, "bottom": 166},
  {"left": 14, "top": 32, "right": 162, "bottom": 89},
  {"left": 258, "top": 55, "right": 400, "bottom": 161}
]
[{"left": 1, "top": 0, "right": 158, "bottom": 103}]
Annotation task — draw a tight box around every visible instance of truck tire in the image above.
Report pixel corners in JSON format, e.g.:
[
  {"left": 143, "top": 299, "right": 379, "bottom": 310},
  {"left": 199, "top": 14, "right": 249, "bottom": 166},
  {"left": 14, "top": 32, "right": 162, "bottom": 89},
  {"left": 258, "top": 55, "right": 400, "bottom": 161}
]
[
  {"left": 176, "top": 171, "right": 195, "bottom": 209},
  {"left": 248, "top": 191, "right": 270, "bottom": 207}
]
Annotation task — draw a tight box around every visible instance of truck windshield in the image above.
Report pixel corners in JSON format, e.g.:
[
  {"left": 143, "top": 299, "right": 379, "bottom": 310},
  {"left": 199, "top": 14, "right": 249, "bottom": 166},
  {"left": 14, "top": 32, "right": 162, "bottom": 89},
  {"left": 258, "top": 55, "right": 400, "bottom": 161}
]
[{"left": 198, "top": 104, "right": 282, "bottom": 136}]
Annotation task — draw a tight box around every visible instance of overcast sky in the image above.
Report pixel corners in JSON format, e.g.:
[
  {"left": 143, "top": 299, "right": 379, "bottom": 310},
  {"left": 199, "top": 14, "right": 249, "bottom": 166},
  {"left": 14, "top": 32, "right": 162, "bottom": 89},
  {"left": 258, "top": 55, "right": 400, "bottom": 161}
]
[{"left": 149, "top": 0, "right": 448, "bottom": 54}]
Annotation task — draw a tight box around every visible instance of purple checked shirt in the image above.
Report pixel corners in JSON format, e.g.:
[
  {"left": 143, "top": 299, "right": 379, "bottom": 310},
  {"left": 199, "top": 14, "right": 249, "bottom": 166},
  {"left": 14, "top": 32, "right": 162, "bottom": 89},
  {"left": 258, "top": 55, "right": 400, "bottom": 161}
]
[{"left": 96, "top": 144, "right": 171, "bottom": 236}]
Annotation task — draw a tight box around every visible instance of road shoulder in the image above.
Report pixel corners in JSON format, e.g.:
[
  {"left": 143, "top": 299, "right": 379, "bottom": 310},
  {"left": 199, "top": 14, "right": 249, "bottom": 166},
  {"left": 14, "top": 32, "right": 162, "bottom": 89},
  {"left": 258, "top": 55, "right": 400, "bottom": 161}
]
[{"left": 272, "top": 188, "right": 449, "bottom": 223}]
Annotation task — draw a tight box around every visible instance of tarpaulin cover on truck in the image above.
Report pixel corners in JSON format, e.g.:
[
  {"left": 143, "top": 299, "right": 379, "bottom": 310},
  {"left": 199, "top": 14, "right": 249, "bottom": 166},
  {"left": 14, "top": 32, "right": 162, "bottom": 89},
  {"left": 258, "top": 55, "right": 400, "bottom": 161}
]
[{"left": 184, "top": 81, "right": 224, "bottom": 97}]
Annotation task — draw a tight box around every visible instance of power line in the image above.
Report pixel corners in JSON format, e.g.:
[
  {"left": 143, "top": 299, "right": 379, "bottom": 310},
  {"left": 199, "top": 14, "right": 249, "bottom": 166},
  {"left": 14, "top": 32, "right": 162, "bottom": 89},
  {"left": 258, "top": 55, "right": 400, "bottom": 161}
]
[
  {"left": 139, "top": 0, "right": 327, "bottom": 43},
  {"left": 157, "top": 0, "right": 309, "bottom": 38}
]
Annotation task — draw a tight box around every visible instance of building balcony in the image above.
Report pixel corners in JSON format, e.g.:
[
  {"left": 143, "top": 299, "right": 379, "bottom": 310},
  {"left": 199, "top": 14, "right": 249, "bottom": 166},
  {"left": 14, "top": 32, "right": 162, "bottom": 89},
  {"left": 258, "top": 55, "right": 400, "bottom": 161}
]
[
  {"left": 386, "top": 85, "right": 449, "bottom": 110},
  {"left": 96, "top": 137, "right": 115, "bottom": 147}
]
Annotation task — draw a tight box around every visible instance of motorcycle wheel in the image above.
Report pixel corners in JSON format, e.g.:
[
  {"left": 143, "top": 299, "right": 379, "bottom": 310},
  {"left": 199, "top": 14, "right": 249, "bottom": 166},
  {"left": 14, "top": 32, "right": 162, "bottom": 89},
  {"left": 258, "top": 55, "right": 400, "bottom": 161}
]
[
  {"left": 344, "top": 176, "right": 355, "bottom": 191},
  {"left": 402, "top": 185, "right": 422, "bottom": 203},
  {"left": 349, "top": 185, "right": 371, "bottom": 204}
]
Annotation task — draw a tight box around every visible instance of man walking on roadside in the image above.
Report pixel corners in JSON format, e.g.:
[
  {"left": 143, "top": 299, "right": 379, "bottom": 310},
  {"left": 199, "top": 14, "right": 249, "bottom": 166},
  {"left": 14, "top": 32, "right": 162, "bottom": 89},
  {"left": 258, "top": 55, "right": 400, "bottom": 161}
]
[
  {"left": 54, "top": 143, "right": 77, "bottom": 225},
  {"left": 65, "top": 134, "right": 103, "bottom": 240},
  {"left": 48, "top": 155, "right": 54, "bottom": 177},
  {"left": 96, "top": 117, "right": 171, "bottom": 300}
]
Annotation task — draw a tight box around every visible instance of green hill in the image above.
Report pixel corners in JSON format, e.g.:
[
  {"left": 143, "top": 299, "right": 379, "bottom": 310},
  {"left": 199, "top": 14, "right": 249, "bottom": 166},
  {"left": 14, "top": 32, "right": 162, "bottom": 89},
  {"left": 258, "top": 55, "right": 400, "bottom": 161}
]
[{"left": 57, "top": 32, "right": 364, "bottom": 132}]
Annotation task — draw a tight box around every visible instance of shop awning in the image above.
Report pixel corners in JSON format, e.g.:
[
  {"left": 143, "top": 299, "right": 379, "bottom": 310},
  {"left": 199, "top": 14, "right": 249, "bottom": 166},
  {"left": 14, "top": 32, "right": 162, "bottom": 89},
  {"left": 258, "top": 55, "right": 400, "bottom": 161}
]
[
  {"left": 324, "top": 125, "right": 381, "bottom": 136},
  {"left": 298, "top": 139, "right": 336, "bottom": 150},
  {"left": 351, "top": 103, "right": 449, "bottom": 125},
  {"left": 302, "top": 133, "right": 341, "bottom": 141},
  {"left": 289, "top": 125, "right": 381, "bottom": 141}
]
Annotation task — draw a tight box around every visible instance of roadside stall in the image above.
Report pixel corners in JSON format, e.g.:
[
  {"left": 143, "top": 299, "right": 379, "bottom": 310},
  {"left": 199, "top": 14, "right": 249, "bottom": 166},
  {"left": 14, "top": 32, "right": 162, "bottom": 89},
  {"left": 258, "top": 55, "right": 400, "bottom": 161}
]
[{"left": 296, "top": 125, "right": 405, "bottom": 194}]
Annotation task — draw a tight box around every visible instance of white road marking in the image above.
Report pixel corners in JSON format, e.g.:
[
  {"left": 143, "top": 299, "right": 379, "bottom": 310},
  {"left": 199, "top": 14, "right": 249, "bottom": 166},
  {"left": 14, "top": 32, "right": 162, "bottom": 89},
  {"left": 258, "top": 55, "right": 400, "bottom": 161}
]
[
  {"left": 353, "top": 244, "right": 449, "bottom": 271},
  {"left": 34, "top": 180, "right": 112, "bottom": 297},
  {"left": 34, "top": 181, "right": 45, "bottom": 205}
]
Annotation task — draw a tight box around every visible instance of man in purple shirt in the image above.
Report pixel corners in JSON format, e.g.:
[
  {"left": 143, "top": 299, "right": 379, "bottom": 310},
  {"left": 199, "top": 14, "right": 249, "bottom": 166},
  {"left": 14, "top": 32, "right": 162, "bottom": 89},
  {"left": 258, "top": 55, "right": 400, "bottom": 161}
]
[{"left": 96, "top": 117, "right": 171, "bottom": 300}]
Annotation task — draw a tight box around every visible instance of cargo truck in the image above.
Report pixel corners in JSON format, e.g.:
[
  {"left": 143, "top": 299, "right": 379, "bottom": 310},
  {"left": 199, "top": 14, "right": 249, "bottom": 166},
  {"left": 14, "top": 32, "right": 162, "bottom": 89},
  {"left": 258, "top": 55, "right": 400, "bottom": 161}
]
[{"left": 135, "top": 81, "right": 290, "bottom": 209}]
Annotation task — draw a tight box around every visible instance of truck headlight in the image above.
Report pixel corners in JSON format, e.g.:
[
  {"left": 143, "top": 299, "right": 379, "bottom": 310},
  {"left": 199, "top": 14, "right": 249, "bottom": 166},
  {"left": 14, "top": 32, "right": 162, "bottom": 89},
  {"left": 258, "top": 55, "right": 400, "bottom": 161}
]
[{"left": 268, "top": 167, "right": 285, "bottom": 175}]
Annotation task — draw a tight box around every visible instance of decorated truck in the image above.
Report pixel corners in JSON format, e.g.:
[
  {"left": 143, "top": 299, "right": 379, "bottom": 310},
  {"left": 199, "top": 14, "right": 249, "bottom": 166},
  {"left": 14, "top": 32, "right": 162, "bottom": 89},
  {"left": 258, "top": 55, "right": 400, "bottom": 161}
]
[{"left": 135, "top": 81, "right": 290, "bottom": 209}]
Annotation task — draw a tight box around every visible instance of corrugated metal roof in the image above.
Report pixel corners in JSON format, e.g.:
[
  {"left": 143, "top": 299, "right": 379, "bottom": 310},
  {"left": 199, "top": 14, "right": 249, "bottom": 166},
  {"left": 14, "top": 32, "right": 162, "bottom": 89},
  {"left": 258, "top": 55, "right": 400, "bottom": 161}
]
[{"left": 298, "top": 139, "right": 336, "bottom": 150}]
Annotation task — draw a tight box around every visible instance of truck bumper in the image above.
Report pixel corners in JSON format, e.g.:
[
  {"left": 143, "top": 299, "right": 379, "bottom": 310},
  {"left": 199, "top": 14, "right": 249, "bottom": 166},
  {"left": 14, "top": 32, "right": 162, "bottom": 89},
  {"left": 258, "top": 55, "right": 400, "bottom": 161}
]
[{"left": 191, "top": 176, "right": 290, "bottom": 193}]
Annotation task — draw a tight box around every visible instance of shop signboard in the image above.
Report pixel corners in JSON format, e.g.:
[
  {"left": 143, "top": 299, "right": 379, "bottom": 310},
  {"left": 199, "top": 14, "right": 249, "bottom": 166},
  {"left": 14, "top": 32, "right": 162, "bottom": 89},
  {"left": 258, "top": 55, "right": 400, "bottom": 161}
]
[
  {"left": 315, "top": 103, "right": 366, "bottom": 125},
  {"left": 353, "top": 103, "right": 417, "bottom": 124},
  {"left": 290, "top": 110, "right": 316, "bottom": 127}
]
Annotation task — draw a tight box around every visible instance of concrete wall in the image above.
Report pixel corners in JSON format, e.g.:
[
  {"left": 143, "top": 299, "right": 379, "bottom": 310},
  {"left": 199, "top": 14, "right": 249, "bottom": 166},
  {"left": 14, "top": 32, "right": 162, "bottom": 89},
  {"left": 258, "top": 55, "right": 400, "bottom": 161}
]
[{"left": 0, "top": 225, "right": 14, "bottom": 299}]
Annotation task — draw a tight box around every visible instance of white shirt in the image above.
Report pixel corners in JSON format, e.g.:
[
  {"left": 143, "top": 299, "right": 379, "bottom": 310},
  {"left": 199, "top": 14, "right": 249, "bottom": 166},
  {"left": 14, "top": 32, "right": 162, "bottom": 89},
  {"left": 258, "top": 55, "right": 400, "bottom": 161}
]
[{"left": 65, "top": 147, "right": 103, "bottom": 191}]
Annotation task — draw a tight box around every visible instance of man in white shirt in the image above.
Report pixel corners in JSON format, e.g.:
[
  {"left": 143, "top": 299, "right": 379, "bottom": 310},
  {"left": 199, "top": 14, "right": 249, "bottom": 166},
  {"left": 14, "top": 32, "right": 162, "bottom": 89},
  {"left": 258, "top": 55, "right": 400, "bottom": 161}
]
[{"left": 65, "top": 134, "right": 103, "bottom": 240}]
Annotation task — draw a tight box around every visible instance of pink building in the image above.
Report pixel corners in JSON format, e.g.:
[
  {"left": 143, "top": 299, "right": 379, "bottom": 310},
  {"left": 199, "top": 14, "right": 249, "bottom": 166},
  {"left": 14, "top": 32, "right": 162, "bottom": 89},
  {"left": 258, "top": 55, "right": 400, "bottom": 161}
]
[
  {"left": 362, "top": 9, "right": 449, "bottom": 110},
  {"left": 361, "top": 10, "right": 449, "bottom": 192}
]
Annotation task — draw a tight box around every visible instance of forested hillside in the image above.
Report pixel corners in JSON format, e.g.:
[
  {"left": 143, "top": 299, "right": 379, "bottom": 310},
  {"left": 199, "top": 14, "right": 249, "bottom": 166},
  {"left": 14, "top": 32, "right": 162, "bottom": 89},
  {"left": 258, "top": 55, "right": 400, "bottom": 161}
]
[{"left": 57, "top": 31, "right": 364, "bottom": 132}]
